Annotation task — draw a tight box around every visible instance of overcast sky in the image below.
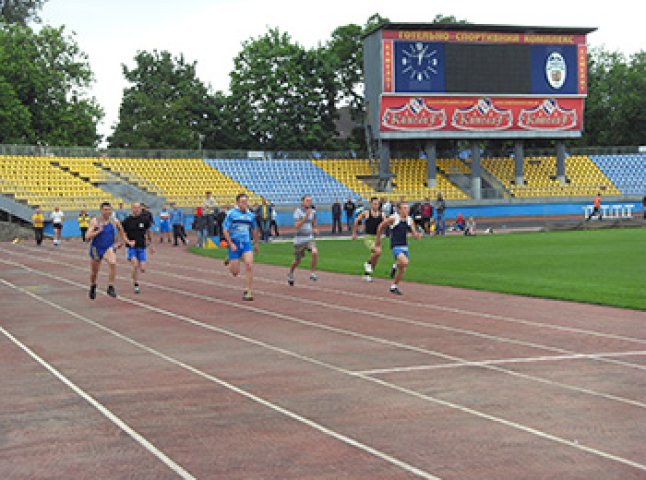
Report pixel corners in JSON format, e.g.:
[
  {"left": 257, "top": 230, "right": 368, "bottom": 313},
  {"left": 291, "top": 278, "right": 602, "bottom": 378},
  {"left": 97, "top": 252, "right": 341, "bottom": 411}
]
[{"left": 40, "top": 0, "right": 645, "bottom": 141}]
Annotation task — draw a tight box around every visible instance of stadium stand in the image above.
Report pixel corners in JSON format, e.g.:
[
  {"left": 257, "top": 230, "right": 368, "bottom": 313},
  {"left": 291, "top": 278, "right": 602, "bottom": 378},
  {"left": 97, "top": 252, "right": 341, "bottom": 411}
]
[
  {"left": 312, "top": 159, "right": 380, "bottom": 201},
  {"left": 0, "top": 155, "right": 123, "bottom": 211},
  {"left": 99, "top": 157, "right": 259, "bottom": 207},
  {"left": 482, "top": 155, "right": 621, "bottom": 197},
  {"left": 207, "top": 159, "right": 356, "bottom": 204},
  {"left": 590, "top": 154, "right": 646, "bottom": 195}
]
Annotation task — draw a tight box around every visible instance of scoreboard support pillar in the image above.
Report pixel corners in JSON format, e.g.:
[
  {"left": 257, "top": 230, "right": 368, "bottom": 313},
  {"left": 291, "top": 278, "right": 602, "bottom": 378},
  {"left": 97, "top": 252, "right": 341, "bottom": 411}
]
[
  {"left": 470, "top": 141, "right": 482, "bottom": 200},
  {"left": 379, "top": 139, "right": 393, "bottom": 191},
  {"left": 556, "top": 141, "right": 567, "bottom": 184},
  {"left": 514, "top": 141, "right": 525, "bottom": 185},
  {"left": 424, "top": 141, "right": 437, "bottom": 188}
]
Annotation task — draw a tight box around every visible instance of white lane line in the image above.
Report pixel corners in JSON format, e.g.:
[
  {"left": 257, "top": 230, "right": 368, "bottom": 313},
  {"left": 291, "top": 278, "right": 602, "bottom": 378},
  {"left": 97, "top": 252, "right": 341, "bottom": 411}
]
[
  {"left": 2, "top": 263, "right": 646, "bottom": 473},
  {"left": 2, "top": 253, "right": 645, "bottom": 411},
  {"left": 355, "top": 350, "right": 646, "bottom": 375},
  {"left": 124, "top": 244, "right": 646, "bottom": 346},
  {"left": 0, "top": 323, "right": 196, "bottom": 480},
  {"left": 0, "top": 278, "right": 442, "bottom": 480}
]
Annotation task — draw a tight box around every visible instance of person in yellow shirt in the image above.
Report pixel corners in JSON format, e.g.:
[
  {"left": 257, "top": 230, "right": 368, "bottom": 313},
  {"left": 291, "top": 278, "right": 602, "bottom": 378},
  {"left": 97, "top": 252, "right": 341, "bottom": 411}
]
[
  {"left": 32, "top": 209, "right": 45, "bottom": 246},
  {"left": 78, "top": 209, "right": 91, "bottom": 242}
]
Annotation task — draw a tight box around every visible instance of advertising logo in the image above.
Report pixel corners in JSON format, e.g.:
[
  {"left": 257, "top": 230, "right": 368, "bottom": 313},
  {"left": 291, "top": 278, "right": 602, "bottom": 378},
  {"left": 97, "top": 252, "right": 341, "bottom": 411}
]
[
  {"left": 451, "top": 98, "right": 513, "bottom": 131},
  {"left": 381, "top": 97, "right": 447, "bottom": 131},
  {"left": 518, "top": 99, "right": 577, "bottom": 130}
]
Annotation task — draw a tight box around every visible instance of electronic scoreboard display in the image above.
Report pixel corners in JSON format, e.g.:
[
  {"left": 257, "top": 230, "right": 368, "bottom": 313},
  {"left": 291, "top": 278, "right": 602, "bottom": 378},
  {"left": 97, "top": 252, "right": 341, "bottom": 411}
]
[{"left": 365, "top": 24, "right": 595, "bottom": 139}]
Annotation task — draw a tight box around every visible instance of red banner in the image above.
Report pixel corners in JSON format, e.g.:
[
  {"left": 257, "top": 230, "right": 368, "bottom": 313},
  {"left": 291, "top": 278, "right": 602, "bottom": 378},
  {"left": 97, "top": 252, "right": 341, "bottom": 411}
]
[
  {"left": 380, "top": 96, "right": 583, "bottom": 132},
  {"left": 577, "top": 45, "right": 588, "bottom": 94},
  {"left": 383, "top": 40, "right": 393, "bottom": 93}
]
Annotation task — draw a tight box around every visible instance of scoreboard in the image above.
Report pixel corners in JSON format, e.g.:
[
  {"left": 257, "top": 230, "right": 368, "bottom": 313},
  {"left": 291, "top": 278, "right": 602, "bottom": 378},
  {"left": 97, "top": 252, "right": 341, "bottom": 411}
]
[{"left": 364, "top": 24, "right": 596, "bottom": 139}]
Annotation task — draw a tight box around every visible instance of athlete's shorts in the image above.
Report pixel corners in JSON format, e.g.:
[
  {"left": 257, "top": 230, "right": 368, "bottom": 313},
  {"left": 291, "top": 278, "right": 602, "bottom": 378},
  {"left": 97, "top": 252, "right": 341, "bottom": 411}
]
[
  {"left": 89, "top": 244, "right": 113, "bottom": 261},
  {"left": 127, "top": 247, "right": 147, "bottom": 263},
  {"left": 159, "top": 220, "right": 171, "bottom": 233},
  {"left": 228, "top": 238, "right": 253, "bottom": 261},
  {"left": 363, "top": 234, "right": 376, "bottom": 251},
  {"left": 53, "top": 223, "right": 63, "bottom": 231},
  {"left": 392, "top": 246, "right": 409, "bottom": 260},
  {"left": 294, "top": 241, "right": 316, "bottom": 261}
]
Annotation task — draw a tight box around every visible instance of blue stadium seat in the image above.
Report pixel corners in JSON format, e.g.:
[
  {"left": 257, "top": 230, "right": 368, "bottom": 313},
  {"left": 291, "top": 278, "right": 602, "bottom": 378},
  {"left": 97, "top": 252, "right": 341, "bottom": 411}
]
[{"left": 590, "top": 154, "right": 646, "bottom": 195}]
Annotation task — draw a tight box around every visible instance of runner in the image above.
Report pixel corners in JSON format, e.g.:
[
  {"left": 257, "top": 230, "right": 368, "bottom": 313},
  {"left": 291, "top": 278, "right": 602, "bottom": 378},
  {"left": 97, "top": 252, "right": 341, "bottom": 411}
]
[
  {"left": 50, "top": 206, "right": 64, "bottom": 246},
  {"left": 287, "top": 195, "right": 319, "bottom": 286},
  {"left": 158, "top": 204, "right": 172, "bottom": 243},
  {"left": 121, "top": 202, "right": 154, "bottom": 294},
  {"left": 86, "top": 202, "right": 130, "bottom": 300},
  {"left": 374, "top": 201, "right": 422, "bottom": 295},
  {"left": 352, "top": 197, "right": 384, "bottom": 282},
  {"left": 221, "top": 193, "right": 260, "bottom": 301}
]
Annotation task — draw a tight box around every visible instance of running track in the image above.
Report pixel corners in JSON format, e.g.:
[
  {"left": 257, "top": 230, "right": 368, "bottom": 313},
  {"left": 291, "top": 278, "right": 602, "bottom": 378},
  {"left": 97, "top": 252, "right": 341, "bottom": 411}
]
[{"left": 1, "top": 240, "right": 645, "bottom": 479}]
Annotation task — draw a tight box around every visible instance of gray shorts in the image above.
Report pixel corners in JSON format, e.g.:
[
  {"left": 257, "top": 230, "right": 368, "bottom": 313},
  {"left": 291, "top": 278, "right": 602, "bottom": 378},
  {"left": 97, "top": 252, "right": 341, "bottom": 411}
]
[{"left": 294, "top": 241, "right": 316, "bottom": 261}]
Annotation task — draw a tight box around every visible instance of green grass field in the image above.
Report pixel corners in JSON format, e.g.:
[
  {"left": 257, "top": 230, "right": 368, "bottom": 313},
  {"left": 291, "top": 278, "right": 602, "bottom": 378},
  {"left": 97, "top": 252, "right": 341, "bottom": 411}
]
[{"left": 190, "top": 228, "right": 646, "bottom": 310}]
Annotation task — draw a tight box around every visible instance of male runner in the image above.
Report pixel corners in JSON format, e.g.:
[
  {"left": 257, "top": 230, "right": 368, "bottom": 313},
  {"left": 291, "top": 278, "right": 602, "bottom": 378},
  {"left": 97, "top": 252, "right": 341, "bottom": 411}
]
[
  {"left": 221, "top": 193, "right": 260, "bottom": 301},
  {"left": 352, "top": 197, "right": 384, "bottom": 282},
  {"left": 288, "top": 195, "right": 319, "bottom": 286},
  {"left": 374, "top": 201, "right": 422, "bottom": 295},
  {"left": 121, "top": 202, "right": 154, "bottom": 294},
  {"left": 86, "top": 202, "right": 130, "bottom": 299}
]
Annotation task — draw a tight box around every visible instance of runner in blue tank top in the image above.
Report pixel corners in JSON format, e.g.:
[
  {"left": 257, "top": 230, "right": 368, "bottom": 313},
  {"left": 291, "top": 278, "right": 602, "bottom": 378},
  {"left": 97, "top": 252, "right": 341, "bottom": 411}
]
[
  {"left": 86, "top": 201, "right": 130, "bottom": 300},
  {"left": 222, "top": 193, "right": 260, "bottom": 301},
  {"left": 374, "top": 201, "right": 422, "bottom": 295}
]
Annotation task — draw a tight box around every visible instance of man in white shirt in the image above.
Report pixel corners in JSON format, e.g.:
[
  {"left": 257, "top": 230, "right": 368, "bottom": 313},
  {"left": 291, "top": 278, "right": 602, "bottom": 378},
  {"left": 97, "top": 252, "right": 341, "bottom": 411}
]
[
  {"left": 287, "top": 195, "right": 319, "bottom": 286},
  {"left": 50, "top": 207, "right": 65, "bottom": 246}
]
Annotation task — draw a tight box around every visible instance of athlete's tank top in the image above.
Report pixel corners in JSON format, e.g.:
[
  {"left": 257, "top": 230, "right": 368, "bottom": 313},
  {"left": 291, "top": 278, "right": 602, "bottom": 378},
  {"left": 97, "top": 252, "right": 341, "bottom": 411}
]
[
  {"left": 90, "top": 220, "right": 116, "bottom": 250},
  {"left": 389, "top": 213, "right": 413, "bottom": 248},
  {"left": 364, "top": 210, "right": 382, "bottom": 235}
]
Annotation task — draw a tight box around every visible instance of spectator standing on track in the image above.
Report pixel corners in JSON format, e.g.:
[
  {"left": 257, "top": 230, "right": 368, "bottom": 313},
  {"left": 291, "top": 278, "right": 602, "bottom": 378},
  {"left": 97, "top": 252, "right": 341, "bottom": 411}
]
[
  {"left": 115, "top": 202, "right": 127, "bottom": 223},
  {"left": 222, "top": 193, "right": 260, "bottom": 301},
  {"left": 50, "top": 206, "right": 64, "bottom": 246},
  {"left": 421, "top": 198, "right": 433, "bottom": 234},
  {"left": 344, "top": 196, "right": 356, "bottom": 232},
  {"left": 256, "top": 198, "right": 272, "bottom": 242},
  {"left": 170, "top": 203, "right": 187, "bottom": 246},
  {"left": 32, "top": 209, "right": 44, "bottom": 246},
  {"left": 203, "top": 191, "right": 218, "bottom": 236},
  {"left": 288, "top": 195, "right": 319, "bottom": 286},
  {"left": 374, "top": 201, "right": 422, "bottom": 295},
  {"left": 216, "top": 203, "right": 229, "bottom": 240},
  {"left": 87, "top": 202, "right": 130, "bottom": 300},
  {"left": 78, "top": 210, "right": 90, "bottom": 242},
  {"left": 435, "top": 192, "right": 446, "bottom": 235},
  {"left": 352, "top": 197, "right": 385, "bottom": 282},
  {"left": 586, "top": 192, "right": 603, "bottom": 221},
  {"left": 121, "top": 202, "right": 154, "bottom": 294},
  {"left": 270, "top": 203, "right": 280, "bottom": 237},
  {"left": 192, "top": 207, "right": 206, "bottom": 248},
  {"left": 158, "top": 204, "right": 172, "bottom": 243},
  {"left": 331, "top": 198, "right": 342, "bottom": 234}
]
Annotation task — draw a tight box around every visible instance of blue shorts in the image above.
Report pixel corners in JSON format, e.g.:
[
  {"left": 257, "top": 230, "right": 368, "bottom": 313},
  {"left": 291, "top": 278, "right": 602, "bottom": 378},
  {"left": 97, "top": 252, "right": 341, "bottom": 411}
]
[
  {"left": 127, "top": 247, "right": 147, "bottom": 263},
  {"left": 159, "top": 220, "right": 171, "bottom": 233},
  {"left": 392, "top": 246, "right": 409, "bottom": 260},
  {"left": 89, "top": 245, "right": 112, "bottom": 260},
  {"left": 228, "top": 239, "right": 253, "bottom": 261}
]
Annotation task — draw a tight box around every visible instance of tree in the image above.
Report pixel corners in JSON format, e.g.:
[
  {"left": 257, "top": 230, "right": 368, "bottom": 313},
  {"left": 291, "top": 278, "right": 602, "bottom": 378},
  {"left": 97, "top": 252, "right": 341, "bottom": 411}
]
[
  {"left": 0, "top": 24, "right": 102, "bottom": 145},
  {"left": 0, "top": 0, "right": 48, "bottom": 25},
  {"left": 229, "top": 28, "right": 337, "bottom": 151},
  {"left": 109, "top": 50, "right": 222, "bottom": 149}
]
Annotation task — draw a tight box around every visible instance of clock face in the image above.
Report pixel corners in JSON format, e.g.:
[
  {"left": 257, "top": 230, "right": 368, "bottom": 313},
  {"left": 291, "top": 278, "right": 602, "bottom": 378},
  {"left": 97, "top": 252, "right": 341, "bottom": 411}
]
[
  {"left": 393, "top": 41, "right": 445, "bottom": 93},
  {"left": 401, "top": 42, "right": 440, "bottom": 81}
]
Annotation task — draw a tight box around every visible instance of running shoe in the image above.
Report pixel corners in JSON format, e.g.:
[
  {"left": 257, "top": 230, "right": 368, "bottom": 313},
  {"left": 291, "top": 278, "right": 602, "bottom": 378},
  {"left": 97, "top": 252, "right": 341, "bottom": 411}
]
[
  {"left": 364, "top": 262, "right": 373, "bottom": 275},
  {"left": 363, "top": 274, "right": 373, "bottom": 283},
  {"left": 390, "top": 285, "right": 403, "bottom": 295},
  {"left": 309, "top": 272, "right": 318, "bottom": 282},
  {"left": 389, "top": 263, "right": 397, "bottom": 279},
  {"left": 287, "top": 272, "right": 294, "bottom": 286},
  {"left": 106, "top": 285, "right": 117, "bottom": 298},
  {"left": 89, "top": 284, "right": 97, "bottom": 300},
  {"left": 134, "top": 283, "right": 141, "bottom": 294},
  {"left": 242, "top": 290, "right": 254, "bottom": 301},
  {"left": 224, "top": 257, "right": 230, "bottom": 266}
]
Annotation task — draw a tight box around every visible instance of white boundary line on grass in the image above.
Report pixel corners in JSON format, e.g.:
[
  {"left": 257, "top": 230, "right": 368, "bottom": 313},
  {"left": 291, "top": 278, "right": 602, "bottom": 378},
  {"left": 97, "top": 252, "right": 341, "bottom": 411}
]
[
  {"left": 2, "top": 260, "right": 646, "bottom": 473},
  {"left": 0, "top": 278, "right": 442, "bottom": 480},
  {"left": 0, "top": 321, "right": 196, "bottom": 480},
  {"left": 2, "top": 249, "right": 646, "bottom": 412}
]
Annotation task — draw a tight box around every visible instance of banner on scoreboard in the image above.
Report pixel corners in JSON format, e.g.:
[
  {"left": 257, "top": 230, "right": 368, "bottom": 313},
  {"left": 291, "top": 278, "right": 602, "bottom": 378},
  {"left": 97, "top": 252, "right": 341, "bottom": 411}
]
[{"left": 380, "top": 96, "right": 583, "bottom": 133}]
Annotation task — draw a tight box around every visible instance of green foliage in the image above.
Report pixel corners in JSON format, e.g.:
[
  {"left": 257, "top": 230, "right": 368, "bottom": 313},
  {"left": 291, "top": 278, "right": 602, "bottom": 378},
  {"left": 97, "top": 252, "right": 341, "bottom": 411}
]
[
  {"left": 0, "top": 23, "right": 102, "bottom": 146},
  {"left": 0, "top": 0, "right": 47, "bottom": 25},
  {"left": 191, "top": 228, "right": 646, "bottom": 310},
  {"left": 108, "top": 50, "right": 225, "bottom": 149},
  {"left": 229, "top": 28, "right": 337, "bottom": 150}
]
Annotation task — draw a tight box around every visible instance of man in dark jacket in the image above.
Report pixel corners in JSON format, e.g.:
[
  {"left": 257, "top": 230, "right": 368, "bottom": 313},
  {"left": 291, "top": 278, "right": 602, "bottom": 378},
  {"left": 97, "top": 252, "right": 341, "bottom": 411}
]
[
  {"left": 343, "top": 197, "right": 356, "bottom": 232},
  {"left": 331, "top": 198, "right": 342, "bottom": 234}
]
